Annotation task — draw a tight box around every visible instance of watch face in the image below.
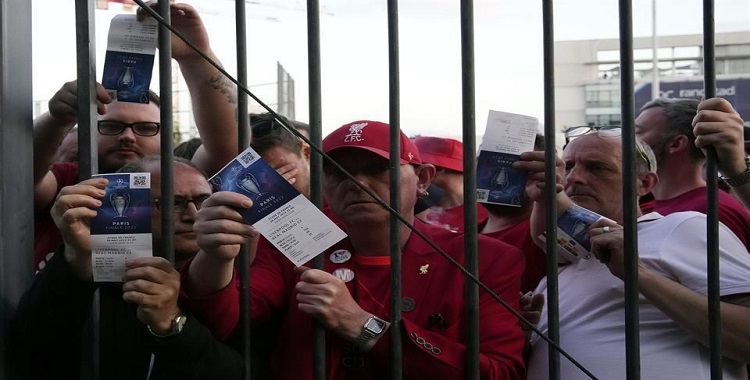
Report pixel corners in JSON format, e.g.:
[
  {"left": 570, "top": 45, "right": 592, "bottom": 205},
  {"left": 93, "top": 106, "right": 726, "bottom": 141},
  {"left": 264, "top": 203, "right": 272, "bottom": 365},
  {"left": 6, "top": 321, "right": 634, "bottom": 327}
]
[
  {"left": 172, "top": 314, "right": 188, "bottom": 335},
  {"left": 365, "top": 317, "right": 385, "bottom": 334}
]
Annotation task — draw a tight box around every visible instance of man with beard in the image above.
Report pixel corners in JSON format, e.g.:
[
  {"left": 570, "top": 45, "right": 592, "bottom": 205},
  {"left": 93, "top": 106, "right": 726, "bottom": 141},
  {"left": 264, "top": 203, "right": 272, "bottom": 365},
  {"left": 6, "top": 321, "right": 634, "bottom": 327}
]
[
  {"left": 32, "top": 2, "right": 240, "bottom": 271},
  {"left": 633, "top": 98, "right": 750, "bottom": 250}
]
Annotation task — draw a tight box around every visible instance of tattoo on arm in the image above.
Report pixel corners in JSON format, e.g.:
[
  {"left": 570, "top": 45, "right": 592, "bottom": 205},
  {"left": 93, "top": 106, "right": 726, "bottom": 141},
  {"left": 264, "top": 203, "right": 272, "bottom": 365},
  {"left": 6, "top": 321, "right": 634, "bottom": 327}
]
[{"left": 207, "top": 73, "right": 238, "bottom": 105}]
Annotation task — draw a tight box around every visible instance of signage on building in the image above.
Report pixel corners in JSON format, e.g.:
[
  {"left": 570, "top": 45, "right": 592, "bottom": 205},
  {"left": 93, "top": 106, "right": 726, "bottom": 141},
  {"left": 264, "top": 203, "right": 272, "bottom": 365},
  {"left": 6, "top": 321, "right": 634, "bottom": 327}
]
[{"left": 635, "top": 78, "right": 750, "bottom": 120}]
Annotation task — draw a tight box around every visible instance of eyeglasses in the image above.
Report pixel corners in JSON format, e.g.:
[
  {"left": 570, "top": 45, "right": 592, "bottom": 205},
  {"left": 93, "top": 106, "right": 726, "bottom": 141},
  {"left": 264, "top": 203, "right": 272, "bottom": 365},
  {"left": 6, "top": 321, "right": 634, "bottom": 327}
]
[
  {"left": 152, "top": 195, "right": 210, "bottom": 214},
  {"left": 97, "top": 121, "right": 160, "bottom": 137},
  {"left": 564, "top": 125, "right": 653, "bottom": 172},
  {"left": 564, "top": 125, "right": 622, "bottom": 142}
]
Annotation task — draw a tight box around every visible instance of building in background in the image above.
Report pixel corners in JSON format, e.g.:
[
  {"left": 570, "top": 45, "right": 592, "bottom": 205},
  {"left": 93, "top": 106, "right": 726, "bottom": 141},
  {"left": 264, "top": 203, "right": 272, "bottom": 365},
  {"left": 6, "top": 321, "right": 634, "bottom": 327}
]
[{"left": 555, "top": 31, "right": 750, "bottom": 131}]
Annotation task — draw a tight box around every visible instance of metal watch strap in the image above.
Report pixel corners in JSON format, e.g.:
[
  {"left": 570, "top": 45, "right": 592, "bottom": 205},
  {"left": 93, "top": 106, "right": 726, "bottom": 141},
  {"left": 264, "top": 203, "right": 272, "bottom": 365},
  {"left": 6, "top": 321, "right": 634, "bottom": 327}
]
[
  {"left": 721, "top": 168, "right": 750, "bottom": 187},
  {"left": 147, "top": 312, "right": 187, "bottom": 338},
  {"left": 354, "top": 316, "right": 385, "bottom": 347}
]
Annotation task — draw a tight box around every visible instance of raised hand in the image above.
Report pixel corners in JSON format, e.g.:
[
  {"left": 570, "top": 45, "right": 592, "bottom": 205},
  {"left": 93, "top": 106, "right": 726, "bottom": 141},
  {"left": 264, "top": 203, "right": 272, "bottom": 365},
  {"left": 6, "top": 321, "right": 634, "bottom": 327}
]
[
  {"left": 193, "top": 191, "right": 257, "bottom": 262},
  {"left": 50, "top": 177, "right": 109, "bottom": 279}
]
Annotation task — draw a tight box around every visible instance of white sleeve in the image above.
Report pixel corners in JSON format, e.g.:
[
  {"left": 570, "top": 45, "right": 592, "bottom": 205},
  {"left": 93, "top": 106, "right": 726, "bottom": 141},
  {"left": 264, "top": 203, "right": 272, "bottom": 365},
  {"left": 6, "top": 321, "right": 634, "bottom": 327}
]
[{"left": 658, "top": 213, "right": 750, "bottom": 297}]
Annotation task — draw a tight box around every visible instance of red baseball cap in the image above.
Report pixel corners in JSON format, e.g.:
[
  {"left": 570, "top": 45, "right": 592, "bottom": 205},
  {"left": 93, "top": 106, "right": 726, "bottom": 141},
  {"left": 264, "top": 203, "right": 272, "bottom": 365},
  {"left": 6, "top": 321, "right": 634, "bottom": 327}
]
[
  {"left": 323, "top": 120, "right": 422, "bottom": 165},
  {"left": 413, "top": 136, "right": 463, "bottom": 172}
]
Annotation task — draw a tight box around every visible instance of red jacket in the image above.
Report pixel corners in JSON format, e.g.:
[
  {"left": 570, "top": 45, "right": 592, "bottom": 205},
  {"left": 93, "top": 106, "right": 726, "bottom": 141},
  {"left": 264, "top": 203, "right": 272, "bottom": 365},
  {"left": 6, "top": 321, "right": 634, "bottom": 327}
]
[{"left": 182, "top": 220, "right": 525, "bottom": 379}]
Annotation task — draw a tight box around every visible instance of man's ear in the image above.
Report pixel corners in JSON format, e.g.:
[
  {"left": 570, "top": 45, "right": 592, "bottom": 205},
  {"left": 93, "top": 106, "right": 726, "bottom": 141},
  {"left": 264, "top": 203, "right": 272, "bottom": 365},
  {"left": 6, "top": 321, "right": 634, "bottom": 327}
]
[
  {"left": 300, "top": 142, "right": 311, "bottom": 161},
  {"left": 415, "top": 164, "right": 436, "bottom": 192},
  {"left": 637, "top": 171, "right": 659, "bottom": 197},
  {"left": 668, "top": 134, "right": 689, "bottom": 155}
]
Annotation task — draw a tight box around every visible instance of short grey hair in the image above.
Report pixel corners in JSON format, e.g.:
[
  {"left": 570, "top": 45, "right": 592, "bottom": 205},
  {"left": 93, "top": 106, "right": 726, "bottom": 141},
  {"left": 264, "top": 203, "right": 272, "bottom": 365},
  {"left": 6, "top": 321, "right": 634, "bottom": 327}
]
[{"left": 640, "top": 98, "right": 702, "bottom": 162}]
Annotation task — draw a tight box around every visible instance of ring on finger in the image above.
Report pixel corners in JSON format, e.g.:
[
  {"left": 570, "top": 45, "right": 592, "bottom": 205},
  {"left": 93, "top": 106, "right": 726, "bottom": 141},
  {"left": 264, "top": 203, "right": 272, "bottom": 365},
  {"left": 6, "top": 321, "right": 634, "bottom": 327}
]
[{"left": 603, "top": 226, "right": 611, "bottom": 233}]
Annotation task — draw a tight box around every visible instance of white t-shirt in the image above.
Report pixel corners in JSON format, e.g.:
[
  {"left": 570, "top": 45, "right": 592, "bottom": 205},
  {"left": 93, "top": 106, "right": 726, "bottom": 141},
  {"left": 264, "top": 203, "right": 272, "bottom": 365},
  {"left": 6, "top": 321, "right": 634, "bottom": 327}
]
[{"left": 527, "top": 212, "right": 750, "bottom": 380}]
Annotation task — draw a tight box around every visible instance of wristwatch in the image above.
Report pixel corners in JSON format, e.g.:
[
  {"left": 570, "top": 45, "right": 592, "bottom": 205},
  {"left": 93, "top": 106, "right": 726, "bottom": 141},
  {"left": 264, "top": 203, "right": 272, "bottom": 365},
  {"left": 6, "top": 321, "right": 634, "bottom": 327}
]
[
  {"left": 147, "top": 311, "right": 188, "bottom": 338},
  {"left": 720, "top": 155, "right": 750, "bottom": 187},
  {"left": 353, "top": 316, "right": 387, "bottom": 347}
]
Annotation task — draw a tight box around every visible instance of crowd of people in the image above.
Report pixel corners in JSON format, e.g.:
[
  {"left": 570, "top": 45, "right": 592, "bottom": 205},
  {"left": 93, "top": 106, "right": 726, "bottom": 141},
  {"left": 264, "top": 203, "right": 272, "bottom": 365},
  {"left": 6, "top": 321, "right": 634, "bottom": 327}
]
[{"left": 8, "top": 2, "right": 750, "bottom": 379}]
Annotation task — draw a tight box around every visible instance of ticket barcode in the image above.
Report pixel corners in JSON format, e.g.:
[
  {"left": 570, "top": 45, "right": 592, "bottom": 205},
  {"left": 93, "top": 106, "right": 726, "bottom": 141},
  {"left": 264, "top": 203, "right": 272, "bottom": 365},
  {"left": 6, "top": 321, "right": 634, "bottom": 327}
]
[
  {"left": 131, "top": 174, "right": 149, "bottom": 188},
  {"left": 238, "top": 149, "right": 258, "bottom": 167},
  {"left": 477, "top": 189, "right": 489, "bottom": 202}
]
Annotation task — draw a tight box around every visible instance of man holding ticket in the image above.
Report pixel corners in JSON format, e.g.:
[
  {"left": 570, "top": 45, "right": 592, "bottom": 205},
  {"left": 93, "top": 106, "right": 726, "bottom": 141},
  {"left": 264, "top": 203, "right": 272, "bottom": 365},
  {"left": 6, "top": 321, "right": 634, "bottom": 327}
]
[
  {"left": 32, "top": 1, "right": 240, "bottom": 272},
  {"left": 515, "top": 131, "right": 750, "bottom": 379},
  {"left": 182, "top": 120, "right": 527, "bottom": 379},
  {"left": 11, "top": 157, "right": 245, "bottom": 379}
]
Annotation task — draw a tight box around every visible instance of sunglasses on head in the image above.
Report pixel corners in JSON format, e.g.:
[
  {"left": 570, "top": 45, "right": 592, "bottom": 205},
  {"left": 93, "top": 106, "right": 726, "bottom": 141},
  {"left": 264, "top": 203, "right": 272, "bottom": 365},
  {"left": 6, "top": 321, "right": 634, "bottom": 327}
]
[
  {"left": 563, "top": 125, "right": 653, "bottom": 172},
  {"left": 564, "top": 125, "right": 621, "bottom": 141}
]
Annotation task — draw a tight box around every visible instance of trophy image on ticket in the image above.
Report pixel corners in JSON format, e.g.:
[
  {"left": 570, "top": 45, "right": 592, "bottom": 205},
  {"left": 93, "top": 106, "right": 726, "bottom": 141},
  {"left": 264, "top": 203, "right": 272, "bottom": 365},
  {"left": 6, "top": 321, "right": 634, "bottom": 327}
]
[
  {"left": 237, "top": 172, "right": 264, "bottom": 197},
  {"left": 117, "top": 66, "right": 135, "bottom": 88},
  {"left": 111, "top": 193, "right": 130, "bottom": 218},
  {"left": 491, "top": 167, "right": 510, "bottom": 189}
]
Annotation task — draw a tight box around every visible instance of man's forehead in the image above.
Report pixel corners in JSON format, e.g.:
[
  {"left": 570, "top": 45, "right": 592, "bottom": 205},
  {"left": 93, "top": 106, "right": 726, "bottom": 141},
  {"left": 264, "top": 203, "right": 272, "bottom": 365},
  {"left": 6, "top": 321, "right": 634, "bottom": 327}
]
[
  {"left": 563, "top": 135, "right": 621, "bottom": 160},
  {"left": 148, "top": 163, "right": 209, "bottom": 186},
  {"left": 261, "top": 146, "right": 296, "bottom": 161},
  {"left": 99, "top": 101, "right": 160, "bottom": 121}
]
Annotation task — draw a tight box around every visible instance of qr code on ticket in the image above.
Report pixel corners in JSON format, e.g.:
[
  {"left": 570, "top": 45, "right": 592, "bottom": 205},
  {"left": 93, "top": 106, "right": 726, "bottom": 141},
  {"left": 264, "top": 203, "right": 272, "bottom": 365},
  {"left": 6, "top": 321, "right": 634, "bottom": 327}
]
[
  {"left": 238, "top": 149, "right": 258, "bottom": 166},
  {"left": 131, "top": 174, "right": 150, "bottom": 189}
]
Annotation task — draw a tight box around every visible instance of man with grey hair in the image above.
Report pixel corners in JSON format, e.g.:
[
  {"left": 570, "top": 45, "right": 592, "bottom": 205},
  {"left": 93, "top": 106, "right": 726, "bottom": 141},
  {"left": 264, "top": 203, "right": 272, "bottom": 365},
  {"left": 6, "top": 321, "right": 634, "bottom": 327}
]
[
  {"left": 635, "top": 98, "right": 750, "bottom": 250},
  {"left": 516, "top": 132, "right": 750, "bottom": 379}
]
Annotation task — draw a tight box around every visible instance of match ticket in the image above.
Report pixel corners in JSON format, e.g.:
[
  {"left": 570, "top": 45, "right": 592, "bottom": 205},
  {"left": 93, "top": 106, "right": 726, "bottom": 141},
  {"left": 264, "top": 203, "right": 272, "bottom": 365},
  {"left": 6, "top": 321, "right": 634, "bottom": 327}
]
[
  {"left": 476, "top": 110, "right": 539, "bottom": 207},
  {"left": 543, "top": 203, "right": 605, "bottom": 263},
  {"left": 90, "top": 172, "right": 153, "bottom": 282},
  {"left": 209, "top": 147, "right": 347, "bottom": 266},
  {"left": 102, "top": 14, "right": 157, "bottom": 103}
]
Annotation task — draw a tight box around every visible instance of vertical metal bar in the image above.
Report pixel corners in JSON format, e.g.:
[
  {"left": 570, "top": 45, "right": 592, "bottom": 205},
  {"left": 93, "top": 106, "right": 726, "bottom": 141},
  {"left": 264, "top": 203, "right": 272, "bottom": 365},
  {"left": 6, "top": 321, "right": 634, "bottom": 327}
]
[
  {"left": 277, "top": 61, "right": 284, "bottom": 116},
  {"left": 74, "top": 1, "right": 99, "bottom": 379},
  {"left": 617, "top": 1, "right": 641, "bottom": 379},
  {"left": 306, "top": 1, "right": 326, "bottom": 378},
  {"left": 650, "top": 0, "right": 659, "bottom": 100},
  {"left": 75, "top": 0, "right": 98, "bottom": 181},
  {"left": 235, "top": 0, "right": 252, "bottom": 378},
  {"left": 701, "top": 1, "right": 722, "bottom": 378},
  {"left": 459, "top": 0, "right": 479, "bottom": 378},
  {"left": 0, "top": 0, "right": 33, "bottom": 377},
  {"left": 541, "top": 1, "right": 560, "bottom": 379},
  {"left": 386, "top": 0, "right": 403, "bottom": 378},
  {"left": 157, "top": 0, "right": 175, "bottom": 263}
]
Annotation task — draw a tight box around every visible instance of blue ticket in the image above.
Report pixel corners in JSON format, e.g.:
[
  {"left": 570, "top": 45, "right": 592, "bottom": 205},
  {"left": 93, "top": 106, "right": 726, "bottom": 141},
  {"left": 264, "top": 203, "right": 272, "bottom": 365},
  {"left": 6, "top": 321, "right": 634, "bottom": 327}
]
[
  {"left": 477, "top": 110, "right": 539, "bottom": 207},
  {"left": 210, "top": 147, "right": 346, "bottom": 266},
  {"left": 554, "top": 203, "right": 604, "bottom": 262},
  {"left": 90, "top": 172, "right": 153, "bottom": 282},
  {"left": 476, "top": 151, "right": 529, "bottom": 206},
  {"left": 101, "top": 15, "right": 157, "bottom": 103}
]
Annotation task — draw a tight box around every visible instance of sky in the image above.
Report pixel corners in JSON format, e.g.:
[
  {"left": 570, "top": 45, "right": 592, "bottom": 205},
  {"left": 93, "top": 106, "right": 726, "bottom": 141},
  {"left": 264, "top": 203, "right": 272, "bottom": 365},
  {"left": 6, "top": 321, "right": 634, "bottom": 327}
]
[{"left": 32, "top": 0, "right": 749, "bottom": 140}]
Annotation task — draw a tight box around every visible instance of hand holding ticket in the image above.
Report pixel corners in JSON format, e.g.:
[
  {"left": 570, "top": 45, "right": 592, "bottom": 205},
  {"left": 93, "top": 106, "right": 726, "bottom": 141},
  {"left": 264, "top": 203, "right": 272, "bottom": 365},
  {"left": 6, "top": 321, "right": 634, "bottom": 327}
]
[
  {"left": 90, "top": 173, "right": 153, "bottom": 282},
  {"left": 209, "top": 147, "right": 346, "bottom": 266}
]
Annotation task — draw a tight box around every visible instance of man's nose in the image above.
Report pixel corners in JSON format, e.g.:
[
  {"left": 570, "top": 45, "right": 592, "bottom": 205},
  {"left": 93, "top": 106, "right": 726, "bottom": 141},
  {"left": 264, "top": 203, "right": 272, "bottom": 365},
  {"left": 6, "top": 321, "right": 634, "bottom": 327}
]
[
  {"left": 180, "top": 201, "right": 199, "bottom": 221},
  {"left": 346, "top": 172, "right": 371, "bottom": 192},
  {"left": 565, "top": 165, "right": 585, "bottom": 185},
  {"left": 117, "top": 126, "right": 137, "bottom": 142}
]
